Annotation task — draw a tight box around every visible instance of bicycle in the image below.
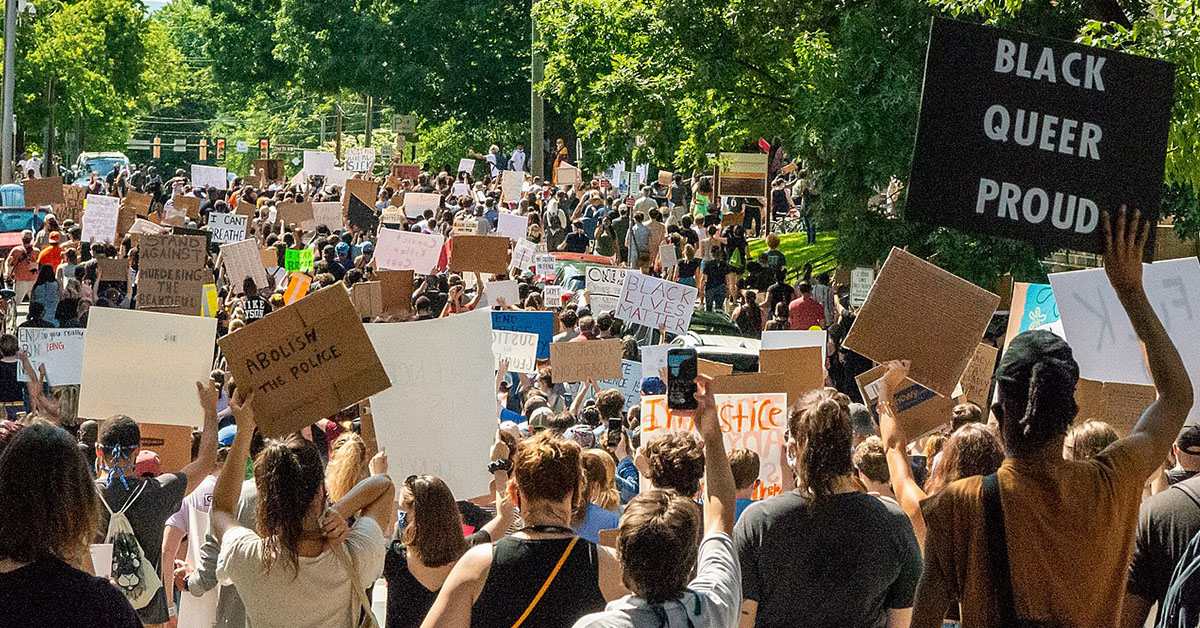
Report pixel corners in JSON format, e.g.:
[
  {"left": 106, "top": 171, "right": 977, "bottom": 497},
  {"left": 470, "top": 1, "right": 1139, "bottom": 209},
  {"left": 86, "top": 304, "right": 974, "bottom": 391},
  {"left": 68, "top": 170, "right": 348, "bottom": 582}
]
[
  {"left": 0, "top": 287, "right": 16, "bottom": 333},
  {"left": 774, "top": 209, "right": 805, "bottom": 234}
]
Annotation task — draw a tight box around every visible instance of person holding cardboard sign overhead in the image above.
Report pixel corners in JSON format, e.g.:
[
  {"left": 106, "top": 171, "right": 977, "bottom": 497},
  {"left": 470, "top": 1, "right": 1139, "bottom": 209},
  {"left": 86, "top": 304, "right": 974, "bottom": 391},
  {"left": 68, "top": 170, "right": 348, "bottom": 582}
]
[{"left": 911, "top": 208, "right": 1194, "bottom": 628}]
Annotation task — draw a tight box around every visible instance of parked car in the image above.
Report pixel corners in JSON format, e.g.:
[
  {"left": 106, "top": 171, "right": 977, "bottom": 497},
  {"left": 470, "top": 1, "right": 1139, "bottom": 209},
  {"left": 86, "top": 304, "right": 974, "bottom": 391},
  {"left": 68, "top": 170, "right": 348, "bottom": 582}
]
[{"left": 72, "top": 151, "right": 130, "bottom": 185}]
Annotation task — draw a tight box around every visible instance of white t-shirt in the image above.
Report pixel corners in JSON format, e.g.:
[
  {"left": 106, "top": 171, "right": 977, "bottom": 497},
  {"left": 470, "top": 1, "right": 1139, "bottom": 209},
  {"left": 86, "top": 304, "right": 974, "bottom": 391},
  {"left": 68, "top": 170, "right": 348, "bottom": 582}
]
[
  {"left": 572, "top": 533, "right": 742, "bottom": 628},
  {"left": 216, "top": 516, "right": 385, "bottom": 628}
]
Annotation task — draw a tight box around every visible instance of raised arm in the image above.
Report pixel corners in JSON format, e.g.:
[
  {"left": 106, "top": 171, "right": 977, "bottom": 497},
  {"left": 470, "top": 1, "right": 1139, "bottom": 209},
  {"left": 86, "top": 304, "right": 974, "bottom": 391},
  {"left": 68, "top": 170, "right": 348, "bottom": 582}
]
[
  {"left": 693, "top": 376, "right": 735, "bottom": 535},
  {"left": 211, "top": 389, "right": 254, "bottom": 540},
  {"left": 479, "top": 434, "right": 515, "bottom": 541},
  {"left": 1106, "top": 208, "right": 1194, "bottom": 479},
  {"left": 877, "top": 360, "right": 927, "bottom": 544},
  {"left": 179, "top": 379, "right": 221, "bottom": 493}
]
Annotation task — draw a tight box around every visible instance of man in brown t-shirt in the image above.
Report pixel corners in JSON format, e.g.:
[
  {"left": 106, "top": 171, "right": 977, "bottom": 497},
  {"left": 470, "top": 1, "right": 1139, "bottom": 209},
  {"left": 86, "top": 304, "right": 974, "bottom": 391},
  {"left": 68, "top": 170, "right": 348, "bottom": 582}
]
[{"left": 911, "top": 209, "right": 1194, "bottom": 627}]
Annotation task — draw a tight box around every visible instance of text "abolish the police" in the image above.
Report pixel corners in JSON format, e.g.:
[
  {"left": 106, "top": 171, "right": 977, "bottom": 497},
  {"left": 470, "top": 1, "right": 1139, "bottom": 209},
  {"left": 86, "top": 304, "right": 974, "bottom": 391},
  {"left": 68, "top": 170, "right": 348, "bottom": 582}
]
[{"left": 976, "top": 39, "right": 1107, "bottom": 234}]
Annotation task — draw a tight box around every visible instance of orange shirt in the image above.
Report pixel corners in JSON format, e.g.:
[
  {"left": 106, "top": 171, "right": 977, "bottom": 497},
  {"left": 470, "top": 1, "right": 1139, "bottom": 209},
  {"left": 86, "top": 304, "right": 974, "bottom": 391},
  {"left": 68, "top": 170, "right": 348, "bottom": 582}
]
[
  {"left": 37, "top": 245, "right": 62, "bottom": 270},
  {"left": 914, "top": 440, "right": 1145, "bottom": 627},
  {"left": 6, "top": 245, "right": 40, "bottom": 282}
]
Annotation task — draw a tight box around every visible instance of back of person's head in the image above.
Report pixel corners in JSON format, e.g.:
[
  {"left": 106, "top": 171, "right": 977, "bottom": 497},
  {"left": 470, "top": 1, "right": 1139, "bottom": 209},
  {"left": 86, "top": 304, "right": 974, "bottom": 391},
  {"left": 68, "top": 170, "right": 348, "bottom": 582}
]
[
  {"left": 0, "top": 423, "right": 98, "bottom": 563},
  {"left": 853, "top": 436, "right": 889, "bottom": 485},
  {"left": 643, "top": 431, "right": 704, "bottom": 496},
  {"left": 578, "top": 449, "right": 619, "bottom": 514},
  {"left": 560, "top": 309, "right": 579, "bottom": 329},
  {"left": 1175, "top": 426, "right": 1200, "bottom": 468},
  {"left": 1064, "top": 420, "right": 1119, "bottom": 461},
  {"left": 254, "top": 435, "right": 325, "bottom": 573},
  {"left": 594, "top": 389, "right": 625, "bottom": 420},
  {"left": 325, "top": 432, "right": 366, "bottom": 503},
  {"left": 546, "top": 412, "right": 574, "bottom": 436},
  {"left": 994, "top": 330, "right": 1079, "bottom": 455},
  {"left": 924, "top": 423, "right": 1005, "bottom": 495},
  {"left": 98, "top": 415, "right": 140, "bottom": 463},
  {"left": 578, "top": 315, "right": 596, "bottom": 334},
  {"left": 0, "top": 334, "right": 17, "bottom": 358},
  {"left": 729, "top": 448, "right": 761, "bottom": 491},
  {"left": 788, "top": 389, "right": 853, "bottom": 502},
  {"left": 951, "top": 402, "right": 984, "bottom": 430},
  {"left": 798, "top": 281, "right": 813, "bottom": 295},
  {"left": 401, "top": 475, "right": 468, "bottom": 567},
  {"left": 512, "top": 432, "right": 582, "bottom": 506},
  {"left": 617, "top": 488, "right": 701, "bottom": 603},
  {"left": 766, "top": 233, "right": 780, "bottom": 249}
]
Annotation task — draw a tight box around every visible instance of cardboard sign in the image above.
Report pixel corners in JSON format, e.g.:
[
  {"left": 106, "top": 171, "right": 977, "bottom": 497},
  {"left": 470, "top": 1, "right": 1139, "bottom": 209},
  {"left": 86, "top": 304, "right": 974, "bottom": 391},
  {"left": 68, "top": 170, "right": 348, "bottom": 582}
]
[
  {"left": 658, "top": 243, "right": 678, "bottom": 269},
  {"left": 208, "top": 213, "right": 248, "bottom": 244},
  {"left": 135, "top": 423, "right": 194, "bottom": 475},
  {"left": 277, "top": 200, "right": 314, "bottom": 227},
  {"left": 906, "top": 17, "right": 1174, "bottom": 254},
  {"left": 352, "top": 281, "right": 383, "bottom": 319},
  {"left": 253, "top": 158, "right": 285, "bottom": 183},
  {"left": 79, "top": 308, "right": 217, "bottom": 426},
  {"left": 511, "top": 238, "right": 537, "bottom": 273},
  {"left": 345, "top": 147, "right": 376, "bottom": 173},
  {"left": 343, "top": 178, "right": 379, "bottom": 214},
  {"left": 128, "top": 218, "right": 168, "bottom": 237},
  {"left": 615, "top": 273, "right": 697, "bottom": 335},
  {"left": 82, "top": 194, "right": 120, "bottom": 244},
  {"left": 303, "top": 150, "right": 336, "bottom": 177},
  {"left": 375, "top": 228, "right": 444, "bottom": 272},
  {"left": 304, "top": 201, "right": 344, "bottom": 232},
  {"left": 366, "top": 309, "right": 497, "bottom": 500},
  {"left": 1074, "top": 378, "right": 1157, "bottom": 436},
  {"left": 97, "top": 257, "right": 129, "bottom": 283},
  {"left": 403, "top": 192, "right": 441, "bottom": 219},
  {"left": 697, "top": 358, "right": 733, "bottom": 379},
  {"left": 716, "top": 152, "right": 769, "bottom": 198},
  {"left": 760, "top": 329, "right": 827, "bottom": 364},
  {"left": 844, "top": 247, "right": 999, "bottom": 396},
  {"left": 137, "top": 234, "right": 208, "bottom": 315},
  {"left": 850, "top": 267, "right": 875, "bottom": 308},
  {"left": 392, "top": 164, "right": 420, "bottom": 182},
  {"left": 457, "top": 158, "right": 476, "bottom": 173},
  {"left": 376, "top": 270, "right": 413, "bottom": 316},
  {"left": 283, "top": 273, "right": 311, "bottom": 305},
  {"left": 856, "top": 364, "right": 956, "bottom": 441},
  {"left": 192, "top": 165, "right": 228, "bottom": 190},
  {"left": 549, "top": 338, "right": 623, "bottom": 383},
  {"left": 18, "top": 328, "right": 85, "bottom": 385},
  {"left": 758, "top": 346, "right": 824, "bottom": 409},
  {"left": 62, "top": 185, "right": 86, "bottom": 223},
  {"left": 709, "top": 372, "right": 787, "bottom": 397},
  {"left": 640, "top": 393, "right": 787, "bottom": 500},
  {"left": 657, "top": 170, "right": 673, "bottom": 186},
  {"left": 23, "top": 176, "right": 64, "bottom": 207},
  {"left": 586, "top": 266, "right": 632, "bottom": 313},
  {"left": 1049, "top": 257, "right": 1200, "bottom": 423},
  {"left": 720, "top": 212, "right": 744, "bottom": 228},
  {"left": 173, "top": 195, "right": 201, "bottom": 221},
  {"left": 218, "top": 284, "right": 392, "bottom": 438},
  {"left": 953, "top": 342, "right": 1000, "bottom": 408},
  {"left": 261, "top": 248, "right": 279, "bottom": 269},
  {"left": 497, "top": 212, "right": 526, "bottom": 242},
  {"left": 124, "top": 191, "right": 154, "bottom": 217},
  {"left": 1004, "top": 282, "right": 1063, "bottom": 349},
  {"left": 556, "top": 165, "right": 583, "bottom": 187},
  {"left": 220, "top": 239, "right": 270, "bottom": 295},
  {"left": 449, "top": 235, "right": 510, "bottom": 275},
  {"left": 492, "top": 311, "right": 554, "bottom": 359},
  {"left": 492, "top": 329, "right": 539, "bottom": 373},
  {"left": 501, "top": 170, "right": 524, "bottom": 203},
  {"left": 284, "top": 248, "right": 314, "bottom": 272},
  {"left": 381, "top": 206, "right": 405, "bottom": 225}
]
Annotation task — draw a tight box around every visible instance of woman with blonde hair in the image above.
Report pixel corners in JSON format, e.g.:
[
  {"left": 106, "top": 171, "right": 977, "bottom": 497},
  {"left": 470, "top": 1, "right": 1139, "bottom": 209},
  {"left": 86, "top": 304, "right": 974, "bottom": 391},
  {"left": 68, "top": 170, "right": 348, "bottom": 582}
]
[
  {"left": 1063, "top": 419, "right": 1119, "bottom": 461},
  {"left": 325, "top": 432, "right": 370, "bottom": 503}
]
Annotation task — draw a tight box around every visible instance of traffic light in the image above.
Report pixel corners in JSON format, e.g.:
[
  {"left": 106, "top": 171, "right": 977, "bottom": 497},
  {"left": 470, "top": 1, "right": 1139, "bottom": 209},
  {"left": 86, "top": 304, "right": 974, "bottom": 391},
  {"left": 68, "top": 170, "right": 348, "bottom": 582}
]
[
  {"left": 258, "top": 137, "right": 270, "bottom": 157},
  {"left": 215, "top": 137, "right": 226, "bottom": 163},
  {"left": 198, "top": 137, "right": 208, "bottom": 161}
]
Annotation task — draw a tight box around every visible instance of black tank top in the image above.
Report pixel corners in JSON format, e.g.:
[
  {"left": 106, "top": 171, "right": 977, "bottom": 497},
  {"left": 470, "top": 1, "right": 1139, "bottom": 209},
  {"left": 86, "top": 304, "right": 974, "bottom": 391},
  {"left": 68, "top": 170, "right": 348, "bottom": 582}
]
[{"left": 471, "top": 536, "right": 605, "bottom": 628}]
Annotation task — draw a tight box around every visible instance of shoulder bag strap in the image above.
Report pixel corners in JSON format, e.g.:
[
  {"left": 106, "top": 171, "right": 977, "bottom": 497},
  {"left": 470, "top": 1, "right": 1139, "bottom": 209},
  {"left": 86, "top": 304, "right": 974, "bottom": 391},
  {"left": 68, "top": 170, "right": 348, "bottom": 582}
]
[
  {"left": 1173, "top": 481, "right": 1200, "bottom": 511},
  {"left": 982, "top": 472, "right": 1017, "bottom": 625},
  {"left": 335, "top": 542, "right": 380, "bottom": 628},
  {"left": 510, "top": 537, "right": 579, "bottom": 628}
]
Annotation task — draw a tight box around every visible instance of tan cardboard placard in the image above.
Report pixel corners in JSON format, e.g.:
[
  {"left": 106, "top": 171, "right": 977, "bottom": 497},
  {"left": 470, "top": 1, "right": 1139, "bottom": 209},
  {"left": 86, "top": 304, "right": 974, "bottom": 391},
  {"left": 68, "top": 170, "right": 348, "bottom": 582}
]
[
  {"left": 657, "top": 171, "right": 673, "bottom": 186},
  {"left": 23, "top": 176, "right": 64, "bottom": 207},
  {"left": 343, "top": 178, "right": 379, "bottom": 215},
  {"left": 721, "top": 212, "right": 744, "bottom": 228},
  {"left": 123, "top": 191, "right": 154, "bottom": 217},
  {"left": 62, "top": 185, "right": 86, "bottom": 223},
  {"left": 758, "top": 346, "right": 824, "bottom": 408},
  {"left": 277, "top": 200, "right": 314, "bottom": 227},
  {"left": 254, "top": 158, "right": 285, "bottom": 183},
  {"left": 376, "top": 270, "right": 413, "bottom": 317},
  {"left": 352, "top": 281, "right": 383, "bottom": 319},
  {"left": 449, "top": 235, "right": 511, "bottom": 275},
  {"left": 995, "top": 275, "right": 1014, "bottom": 312},
  {"left": 117, "top": 199, "right": 137, "bottom": 237},
  {"left": 261, "top": 248, "right": 279, "bottom": 269},
  {"left": 855, "top": 364, "right": 955, "bottom": 441},
  {"left": 555, "top": 166, "right": 583, "bottom": 187},
  {"left": 173, "top": 195, "right": 201, "bottom": 221},
  {"left": 953, "top": 342, "right": 999, "bottom": 409},
  {"left": 697, "top": 358, "right": 733, "bottom": 379},
  {"left": 844, "top": 247, "right": 999, "bottom": 396},
  {"left": 549, "top": 338, "right": 623, "bottom": 383},
  {"left": 1075, "top": 379, "right": 1157, "bottom": 437},
  {"left": 217, "top": 283, "right": 392, "bottom": 438},
  {"left": 709, "top": 372, "right": 786, "bottom": 396},
  {"left": 137, "top": 234, "right": 208, "bottom": 315},
  {"left": 135, "top": 423, "right": 194, "bottom": 473},
  {"left": 97, "top": 257, "right": 129, "bottom": 283}
]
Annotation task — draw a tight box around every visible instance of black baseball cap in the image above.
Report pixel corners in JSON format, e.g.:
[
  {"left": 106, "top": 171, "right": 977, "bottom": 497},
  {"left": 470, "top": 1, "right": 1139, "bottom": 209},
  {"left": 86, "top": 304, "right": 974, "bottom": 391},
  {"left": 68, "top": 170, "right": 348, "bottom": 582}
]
[
  {"left": 1176, "top": 425, "right": 1200, "bottom": 455},
  {"left": 995, "top": 330, "right": 1079, "bottom": 387}
]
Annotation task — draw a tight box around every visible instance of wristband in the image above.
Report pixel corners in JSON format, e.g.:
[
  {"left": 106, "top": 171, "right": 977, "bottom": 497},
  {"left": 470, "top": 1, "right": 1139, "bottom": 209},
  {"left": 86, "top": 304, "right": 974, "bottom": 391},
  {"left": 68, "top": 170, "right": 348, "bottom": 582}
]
[{"left": 487, "top": 459, "right": 513, "bottom": 474}]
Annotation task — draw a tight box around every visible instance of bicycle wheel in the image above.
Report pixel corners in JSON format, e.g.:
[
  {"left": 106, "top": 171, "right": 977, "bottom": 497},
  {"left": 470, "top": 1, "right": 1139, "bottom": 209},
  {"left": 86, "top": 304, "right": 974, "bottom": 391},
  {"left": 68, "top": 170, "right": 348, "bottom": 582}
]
[{"left": 5, "top": 298, "right": 16, "bottom": 332}]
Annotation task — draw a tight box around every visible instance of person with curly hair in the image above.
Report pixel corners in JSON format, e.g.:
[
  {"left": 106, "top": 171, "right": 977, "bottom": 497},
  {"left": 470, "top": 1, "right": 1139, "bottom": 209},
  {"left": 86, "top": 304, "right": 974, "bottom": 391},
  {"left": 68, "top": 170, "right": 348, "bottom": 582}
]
[
  {"left": 638, "top": 431, "right": 705, "bottom": 498},
  {"left": 734, "top": 389, "right": 922, "bottom": 627}
]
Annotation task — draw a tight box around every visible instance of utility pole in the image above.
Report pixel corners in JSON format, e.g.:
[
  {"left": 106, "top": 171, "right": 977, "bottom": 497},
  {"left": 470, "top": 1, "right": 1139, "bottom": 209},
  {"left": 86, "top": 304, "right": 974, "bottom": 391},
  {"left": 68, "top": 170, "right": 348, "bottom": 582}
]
[
  {"left": 335, "top": 104, "right": 343, "bottom": 162},
  {"left": 364, "top": 95, "right": 373, "bottom": 148},
  {"left": 320, "top": 116, "right": 326, "bottom": 145},
  {"left": 530, "top": 0, "right": 544, "bottom": 179},
  {"left": 43, "top": 77, "right": 53, "bottom": 177},
  {"left": 1, "top": 0, "right": 18, "bottom": 184}
]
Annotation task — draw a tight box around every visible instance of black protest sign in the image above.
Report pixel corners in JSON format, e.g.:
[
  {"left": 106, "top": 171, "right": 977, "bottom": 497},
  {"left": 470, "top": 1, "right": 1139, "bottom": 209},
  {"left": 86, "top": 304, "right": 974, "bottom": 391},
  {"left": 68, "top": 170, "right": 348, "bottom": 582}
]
[
  {"left": 347, "top": 195, "right": 378, "bottom": 232},
  {"left": 906, "top": 18, "right": 1174, "bottom": 254}
]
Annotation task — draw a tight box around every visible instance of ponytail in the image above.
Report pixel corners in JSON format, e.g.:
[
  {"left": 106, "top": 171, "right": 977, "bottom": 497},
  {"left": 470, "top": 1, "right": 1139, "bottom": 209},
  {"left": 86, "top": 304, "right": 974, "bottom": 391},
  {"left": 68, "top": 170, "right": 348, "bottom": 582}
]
[
  {"left": 254, "top": 436, "right": 324, "bottom": 575},
  {"left": 1010, "top": 357, "right": 1079, "bottom": 449}
]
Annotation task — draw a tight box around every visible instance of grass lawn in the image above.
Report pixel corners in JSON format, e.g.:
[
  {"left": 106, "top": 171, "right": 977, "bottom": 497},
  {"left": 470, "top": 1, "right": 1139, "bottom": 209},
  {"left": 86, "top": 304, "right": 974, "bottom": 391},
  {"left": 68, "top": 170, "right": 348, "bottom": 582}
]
[{"left": 747, "top": 231, "right": 838, "bottom": 274}]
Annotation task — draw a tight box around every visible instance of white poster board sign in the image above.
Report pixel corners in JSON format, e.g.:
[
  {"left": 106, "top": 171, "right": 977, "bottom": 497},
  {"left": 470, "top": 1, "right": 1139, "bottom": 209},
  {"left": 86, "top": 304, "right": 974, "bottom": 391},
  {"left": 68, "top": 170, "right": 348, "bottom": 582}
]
[
  {"left": 79, "top": 308, "right": 217, "bottom": 426},
  {"left": 587, "top": 265, "right": 632, "bottom": 313},
  {"left": 497, "top": 212, "right": 526, "bottom": 242},
  {"left": 640, "top": 344, "right": 670, "bottom": 373},
  {"left": 511, "top": 238, "right": 537, "bottom": 273},
  {"left": 374, "top": 227, "right": 444, "bottom": 272},
  {"left": 1049, "top": 258, "right": 1200, "bottom": 422},
  {"left": 344, "top": 147, "right": 376, "bottom": 173},
  {"left": 501, "top": 170, "right": 524, "bottom": 202},
  {"left": 850, "top": 267, "right": 875, "bottom": 308},
  {"left": 208, "top": 213, "right": 248, "bottom": 244},
  {"left": 761, "top": 329, "right": 827, "bottom": 363},
  {"left": 303, "top": 150, "right": 336, "bottom": 177},
  {"left": 18, "top": 328, "right": 86, "bottom": 385},
  {"left": 404, "top": 192, "right": 441, "bottom": 219},
  {"left": 219, "top": 239, "right": 270, "bottom": 294},
  {"left": 457, "top": 158, "right": 476, "bottom": 173},
  {"left": 615, "top": 273, "right": 697, "bottom": 335},
  {"left": 597, "top": 359, "right": 643, "bottom": 411},
  {"left": 492, "top": 329, "right": 538, "bottom": 374},
  {"left": 191, "top": 165, "right": 228, "bottom": 191},
  {"left": 304, "top": 201, "right": 344, "bottom": 232},
  {"left": 82, "top": 194, "right": 120, "bottom": 244},
  {"left": 366, "top": 309, "right": 496, "bottom": 499},
  {"left": 484, "top": 280, "right": 520, "bottom": 307}
]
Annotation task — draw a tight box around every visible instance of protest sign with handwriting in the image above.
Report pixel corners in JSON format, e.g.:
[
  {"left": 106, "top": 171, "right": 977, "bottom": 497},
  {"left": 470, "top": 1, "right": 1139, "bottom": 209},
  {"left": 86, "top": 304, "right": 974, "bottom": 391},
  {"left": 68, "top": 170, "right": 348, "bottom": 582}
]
[
  {"left": 615, "top": 272, "right": 696, "bottom": 335},
  {"left": 549, "top": 338, "right": 623, "bottom": 383},
  {"left": 220, "top": 239, "right": 269, "bottom": 295},
  {"left": 209, "top": 213, "right": 248, "bottom": 244},
  {"left": 18, "top": 328, "right": 85, "bottom": 385},
  {"left": 82, "top": 194, "right": 120, "bottom": 244},
  {"left": 375, "top": 227, "right": 444, "bottom": 272},
  {"left": 492, "top": 330, "right": 538, "bottom": 373},
  {"left": 138, "top": 234, "right": 208, "bottom": 315}
]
